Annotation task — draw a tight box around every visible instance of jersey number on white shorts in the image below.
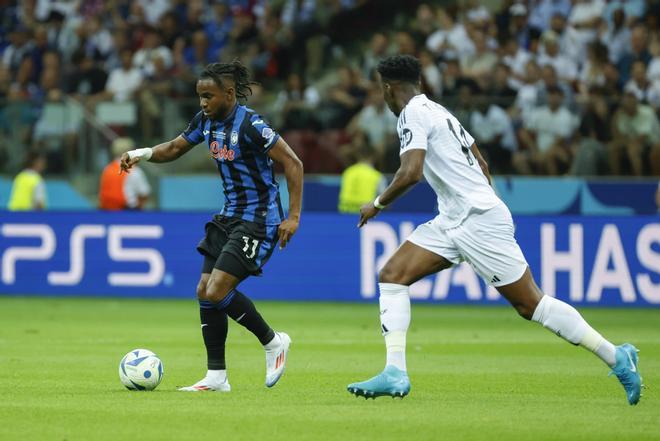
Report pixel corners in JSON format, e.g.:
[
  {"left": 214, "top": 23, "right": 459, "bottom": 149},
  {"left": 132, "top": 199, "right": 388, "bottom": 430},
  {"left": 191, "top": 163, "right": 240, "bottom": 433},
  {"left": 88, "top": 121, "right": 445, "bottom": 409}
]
[
  {"left": 242, "top": 236, "right": 259, "bottom": 259},
  {"left": 446, "top": 119, "right": 474, "bottom": 165}
]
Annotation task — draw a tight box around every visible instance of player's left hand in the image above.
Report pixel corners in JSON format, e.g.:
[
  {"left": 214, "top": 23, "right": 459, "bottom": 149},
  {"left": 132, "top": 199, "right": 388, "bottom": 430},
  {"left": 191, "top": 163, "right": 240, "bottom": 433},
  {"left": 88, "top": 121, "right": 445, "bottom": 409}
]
[
  {"left": 358, "top": 203, "right": 380, "bottom": 228},
  {"left": 278, "top": 218, "right": 299, "bottom": 249}
]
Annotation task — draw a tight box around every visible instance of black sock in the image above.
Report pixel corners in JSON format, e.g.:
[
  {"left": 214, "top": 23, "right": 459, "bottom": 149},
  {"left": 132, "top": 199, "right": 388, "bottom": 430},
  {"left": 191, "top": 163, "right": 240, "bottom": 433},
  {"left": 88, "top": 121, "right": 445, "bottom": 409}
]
[
  {"left": 199, "top": 300, "right": 228, "bottom": 370},
  {"left": 218, "top": 290, "right": 275, "bottom": 345}
]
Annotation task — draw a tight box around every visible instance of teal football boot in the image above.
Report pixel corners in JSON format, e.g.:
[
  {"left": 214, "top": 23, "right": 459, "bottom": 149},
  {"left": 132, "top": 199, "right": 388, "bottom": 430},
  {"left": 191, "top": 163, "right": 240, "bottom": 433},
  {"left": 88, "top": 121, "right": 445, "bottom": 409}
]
[
  {"left": 610, "top": 343, "right": 643, "bottom": 405},
  {"left": 347, "top": 365, "right": 411, "bottom": 399}
]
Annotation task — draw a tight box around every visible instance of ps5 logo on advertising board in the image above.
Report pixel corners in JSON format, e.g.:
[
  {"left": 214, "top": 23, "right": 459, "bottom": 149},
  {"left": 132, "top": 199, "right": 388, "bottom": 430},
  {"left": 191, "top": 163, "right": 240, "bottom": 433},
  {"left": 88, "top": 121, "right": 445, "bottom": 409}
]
[{"left": 1, "top": 224, "right": 165, "bottom": 287}]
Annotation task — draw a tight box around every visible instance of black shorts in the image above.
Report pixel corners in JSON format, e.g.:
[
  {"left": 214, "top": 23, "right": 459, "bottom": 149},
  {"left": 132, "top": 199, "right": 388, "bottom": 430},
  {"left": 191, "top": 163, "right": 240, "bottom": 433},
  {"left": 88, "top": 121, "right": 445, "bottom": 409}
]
[{"left": 197, "top": 215, "right": 279, "bottom": 280}]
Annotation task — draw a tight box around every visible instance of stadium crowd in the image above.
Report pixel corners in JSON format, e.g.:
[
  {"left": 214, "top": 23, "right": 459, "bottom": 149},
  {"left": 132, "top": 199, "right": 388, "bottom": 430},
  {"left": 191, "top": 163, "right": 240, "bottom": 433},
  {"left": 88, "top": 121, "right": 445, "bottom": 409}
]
[{"left": 0, "top": 0, "right": 659, "bottom": 176}]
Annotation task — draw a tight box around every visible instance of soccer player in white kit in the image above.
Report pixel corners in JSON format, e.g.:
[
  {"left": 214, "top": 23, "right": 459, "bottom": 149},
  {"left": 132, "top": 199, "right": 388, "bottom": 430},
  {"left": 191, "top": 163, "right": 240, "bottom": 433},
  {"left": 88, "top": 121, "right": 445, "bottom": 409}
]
[{"left": 346, "top": 55, "right": 643, "bottom": 405}]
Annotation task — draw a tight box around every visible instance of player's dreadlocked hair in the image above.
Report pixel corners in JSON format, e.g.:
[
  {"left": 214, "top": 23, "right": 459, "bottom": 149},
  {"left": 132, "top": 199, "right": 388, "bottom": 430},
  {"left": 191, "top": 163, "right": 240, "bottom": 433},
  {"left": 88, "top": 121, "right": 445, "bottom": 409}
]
[
  {"left": 200, "top": 60, "right": 257, "bottom": 102},
  {"left": 377, "top": 55, "right": 422, "bottom": 84}
]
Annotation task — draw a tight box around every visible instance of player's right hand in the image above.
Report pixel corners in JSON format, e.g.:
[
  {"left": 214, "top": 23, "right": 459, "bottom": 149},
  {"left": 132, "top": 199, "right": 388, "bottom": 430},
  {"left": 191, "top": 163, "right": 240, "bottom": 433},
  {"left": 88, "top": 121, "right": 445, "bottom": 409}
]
[
  {"left": 119, "top": 152, "right": 140, "bottom": 174},
  {"left": 358, "top": 202, "right": 380, "bottom": 228}
]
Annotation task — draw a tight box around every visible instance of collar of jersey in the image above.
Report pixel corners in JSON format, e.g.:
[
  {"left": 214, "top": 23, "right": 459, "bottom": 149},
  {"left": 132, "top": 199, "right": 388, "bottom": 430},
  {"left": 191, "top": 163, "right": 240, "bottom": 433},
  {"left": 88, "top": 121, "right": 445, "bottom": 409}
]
[
  {"left": 212, "top": 103, "right": 239, "bottom": 124},
  {"left": 402, "top": 93, "right": 426, "bottom": 112}
]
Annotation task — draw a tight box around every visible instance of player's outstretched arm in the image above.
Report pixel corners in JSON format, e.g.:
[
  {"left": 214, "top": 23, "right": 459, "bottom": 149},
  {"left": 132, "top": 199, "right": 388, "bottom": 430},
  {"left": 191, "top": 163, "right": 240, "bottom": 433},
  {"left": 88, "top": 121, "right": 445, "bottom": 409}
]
[
  {"left": 268, "top": 137, "right": 304, "bottom": 249},
  {"left": 469, "top": 142, "right": 492, "bottom": 185},
  {"left": 358, "top": 149, "right": 426, "bottom": 227},
  {"left": 120, "top": 136, "right": 195, "bottom": 173}
]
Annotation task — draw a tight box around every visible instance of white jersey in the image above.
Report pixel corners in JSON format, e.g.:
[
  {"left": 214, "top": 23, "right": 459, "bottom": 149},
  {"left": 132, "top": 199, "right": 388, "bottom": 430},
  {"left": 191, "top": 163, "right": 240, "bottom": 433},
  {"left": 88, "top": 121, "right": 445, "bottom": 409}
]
[{"left": 397, "top": 94, "right": 501, "bottom": 229}]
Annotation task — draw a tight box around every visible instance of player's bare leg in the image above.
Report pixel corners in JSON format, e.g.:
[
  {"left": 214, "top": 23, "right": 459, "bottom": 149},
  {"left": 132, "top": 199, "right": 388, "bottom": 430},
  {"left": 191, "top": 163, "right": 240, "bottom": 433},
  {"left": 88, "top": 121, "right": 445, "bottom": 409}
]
[
  {"left": 348, "top": 241, "right": 452, "bottom": 399},
  {"left": 497, "top": 267, "right": 643, "bottom": 405}
]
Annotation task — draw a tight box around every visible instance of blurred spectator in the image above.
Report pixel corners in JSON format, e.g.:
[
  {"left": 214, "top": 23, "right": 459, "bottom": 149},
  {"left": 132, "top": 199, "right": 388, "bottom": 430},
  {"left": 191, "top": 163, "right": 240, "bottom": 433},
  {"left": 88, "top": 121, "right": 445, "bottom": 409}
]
[
  {"left": 411, "top": 3, "right": 438, "bottom": 44},
  {"left": 273, "top": 72, "right": 321, "bottom": 130},
  {"left": 160, "top": 11, "right": 184, "bottom": 50},
  {"left": 362, "top": 33, "right": 389, "bottom": 79},
  {"left": 570, "top": 88, "right": 612, "bottom": 175},
  {"left": 453, "top": 82, "right": 476, "bottom": 130},
  {"left": 99, "top": 137, "right": 151, "bottom": 210},
  {"left": 528, "top": 0, "right": 572, "bottom": 33},
  {"left": 395, "top": 31, "right": 417, "bottom": 57},
  {"left": 464, "top": 0, "right": 492, "bottom": 28},
  {"left": 515, "top": 86, "right": 578, "bottom": 174},
  {"left": 137, "top": 0, "right": 171, "bottom": 26},
  {"left": 2, "top": 27, "right": 34, "bottom": 74},
  {"left": 507, "top": 3, "right": 538, "bottom": 51},
  {"left": 617, "top": 24, "right": 652, "bottom": 85},
  {"left": 566, "top": 0, "right": 604, "bottom": 64},
  {"left": 624, "top": 60, "right": 653, "bottom": 104},
  {"left": 608, "top": 90, "right": 660, "bottom": 176},
  {"left": 487, "top": 63, "right": 517, "bottom": 109},
  {"left": 29, "top": 25, "right": 53, "bottom": 83},
  {"left": 346, "top": 85, "right": 397, "bottom": 168},
  {"left": 103, "top": 49, "right": 143, "bottom": 102},
  {"left": 460, "top": 30, "right": 498, "bottom": 81},
  {"left": 600, "top": 8, "right": 631, "bottom": 64},
  {"left": 8, "top": 57, "right": 39, "bottom": 101},
  {"left": 469, "top": 95, "right": 517, "bottom": 174},
  {"left": 537, "top": 64, "right": 574, "bottom": 110},
  {"left": 183, "top": 30, "right": 214, "bottom": 76},
  {"left": 501, "top": 37, "right": 531, "bottom": 82},
  {"left": 427, "top": 6, "right": 474, "bottom": 60},
  {"left": 139, "top": 55, "right": 174, "bottom": 142},
  {"left": 603, "top": 0, "right": 646, "bottom": 26},
  {"left": 514, "top": 59, "right": 542, "bottom": 117},
  {"left": 578, "top": 41, "right": 610, "bottom": 95},
  {"left": 321, "top": 66, "right": 367, "bottom": 129},
  {"left": 204, "top": 4, "right": 232, "bottom": 57},
  {"left": 537, "top": 30, "right": 578, "bottom": 83},
  {"left": 338, "top": 143, "right": 385, "bottom": 213},
  {"left": 7, "top": 151, "right": 47, "bottom": 211},
  {"left": 133, "top": 27, "right": 173, "bottom": 78},
  {"left": 65, "top": 50, "right": 107, "bottom": 100},
  {"left": 83, "top": 15, "right": 113, "bottom": 62},
  {"left": 419, "top": 49, "right": 442, "bottom": 97}
]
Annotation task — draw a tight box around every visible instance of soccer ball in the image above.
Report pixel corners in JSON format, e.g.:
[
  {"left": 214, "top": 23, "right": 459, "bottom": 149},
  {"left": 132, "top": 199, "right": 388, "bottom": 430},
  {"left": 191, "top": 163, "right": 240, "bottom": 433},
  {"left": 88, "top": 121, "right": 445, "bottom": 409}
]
[{"left": 118, "top": 348, "right": 164, "bottom": 391}]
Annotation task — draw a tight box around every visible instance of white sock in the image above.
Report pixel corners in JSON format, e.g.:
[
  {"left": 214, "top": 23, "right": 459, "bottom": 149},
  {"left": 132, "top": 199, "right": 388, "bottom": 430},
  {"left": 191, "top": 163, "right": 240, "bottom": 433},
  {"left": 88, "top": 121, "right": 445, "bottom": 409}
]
[
  {"left": 532, "top": 295, "right": 616, "bottom": 367},
  {"left": 263, "top": 332, "right": 281, "bottom": 351},
  {"left": 379, "top": 283, "right": 410, "bottom": 372},
  {"left": 206, "top": 369, "right": 227, "bottom": 383}
]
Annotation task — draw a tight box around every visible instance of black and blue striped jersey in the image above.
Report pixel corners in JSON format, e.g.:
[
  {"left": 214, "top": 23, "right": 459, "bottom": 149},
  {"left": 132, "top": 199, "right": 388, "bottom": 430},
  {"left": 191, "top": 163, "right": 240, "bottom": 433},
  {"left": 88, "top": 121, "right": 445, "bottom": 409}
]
[{"left": 181, "top": 104, "right": 284, "bottom": 225}]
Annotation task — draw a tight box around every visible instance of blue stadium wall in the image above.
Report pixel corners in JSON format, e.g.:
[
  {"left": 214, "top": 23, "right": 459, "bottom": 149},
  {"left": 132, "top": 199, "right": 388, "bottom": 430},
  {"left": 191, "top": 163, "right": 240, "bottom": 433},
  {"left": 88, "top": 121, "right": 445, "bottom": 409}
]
[
  {"left": 2, "top": 176, "right": 658, "bottom": 214},
  {"left": 0, "top": 211, "right": 658, "bottom": 306}
]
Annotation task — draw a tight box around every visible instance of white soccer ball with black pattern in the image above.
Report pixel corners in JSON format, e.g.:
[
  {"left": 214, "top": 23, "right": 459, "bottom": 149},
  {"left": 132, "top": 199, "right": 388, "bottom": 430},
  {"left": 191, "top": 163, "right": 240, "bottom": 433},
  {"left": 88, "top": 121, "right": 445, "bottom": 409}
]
[{"left": 118, "top": 348, "right": 164, "bottom": 391}]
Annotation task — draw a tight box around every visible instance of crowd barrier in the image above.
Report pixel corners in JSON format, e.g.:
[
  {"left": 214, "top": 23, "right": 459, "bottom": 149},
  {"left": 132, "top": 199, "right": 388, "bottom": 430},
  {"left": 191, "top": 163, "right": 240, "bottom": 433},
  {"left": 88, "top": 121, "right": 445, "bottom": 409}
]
[{"left": 0, "top": 211, "right": 658, "bottom": 306}]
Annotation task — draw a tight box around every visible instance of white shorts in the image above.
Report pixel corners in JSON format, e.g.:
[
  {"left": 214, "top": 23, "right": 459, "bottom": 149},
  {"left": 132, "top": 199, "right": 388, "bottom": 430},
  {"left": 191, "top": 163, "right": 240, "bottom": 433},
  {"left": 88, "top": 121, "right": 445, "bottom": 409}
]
[{"left": 407, "top": 203, "right": 528, "bottom": 287}]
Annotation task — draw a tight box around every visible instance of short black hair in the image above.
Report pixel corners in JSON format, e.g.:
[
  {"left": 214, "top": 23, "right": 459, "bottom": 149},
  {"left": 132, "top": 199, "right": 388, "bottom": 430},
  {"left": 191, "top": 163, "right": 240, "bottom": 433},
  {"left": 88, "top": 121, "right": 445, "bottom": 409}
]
[{"left": 377, "top": 55, "right": 421, "bottom": 84}]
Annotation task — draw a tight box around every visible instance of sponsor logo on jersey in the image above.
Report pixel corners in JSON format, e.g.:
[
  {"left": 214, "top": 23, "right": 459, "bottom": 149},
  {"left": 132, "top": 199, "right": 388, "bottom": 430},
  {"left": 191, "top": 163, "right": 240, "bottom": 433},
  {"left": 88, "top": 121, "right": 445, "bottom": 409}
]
[
  {"left": 262, "top": 127, "right": 275, "bottom": 141},
  {"left": 210, "top": 140, "right": 236, "bottom": 161},
  {"left": 400, "top": 128, "right": 412, "bottom": 148}
]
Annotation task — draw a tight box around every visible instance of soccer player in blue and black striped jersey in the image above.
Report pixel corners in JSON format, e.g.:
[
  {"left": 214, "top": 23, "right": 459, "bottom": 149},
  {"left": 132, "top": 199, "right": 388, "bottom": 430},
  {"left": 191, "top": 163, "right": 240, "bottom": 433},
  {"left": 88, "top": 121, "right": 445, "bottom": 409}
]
[{"left": 120, "top": 61, "right": 303, "bottom": 392}]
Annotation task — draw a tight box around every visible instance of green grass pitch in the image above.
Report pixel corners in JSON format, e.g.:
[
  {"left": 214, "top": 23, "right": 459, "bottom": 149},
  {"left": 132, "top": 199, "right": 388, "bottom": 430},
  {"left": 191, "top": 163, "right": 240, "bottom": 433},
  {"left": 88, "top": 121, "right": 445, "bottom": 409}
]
[{"left": 0, "top": 297, "right": 658, "bottom": 441}]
